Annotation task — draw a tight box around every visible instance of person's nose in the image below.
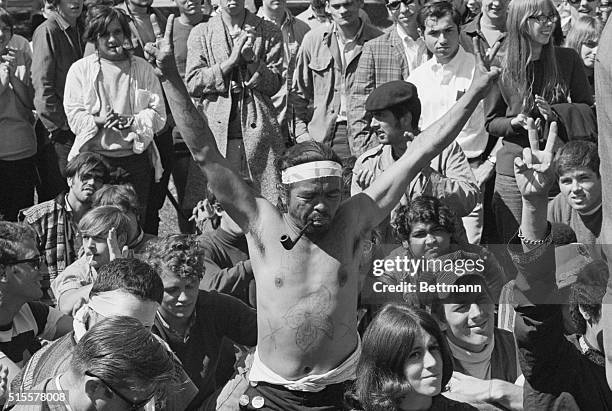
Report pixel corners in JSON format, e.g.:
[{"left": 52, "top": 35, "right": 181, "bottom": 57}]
[
  {"left": 370, "top": 117, "right": 380, "bottom": 129},
  {"left": 85, "top": 237, "right": 95, "bottom": 251},
  {"left": 424, "top": 233, "right": 438, "bottom": 246},
  {"left": 570, "top": 179, "right": 582, "bottom": 193},
  {"left": 580, "top": 0, "right": 590, "bottom": 8},
  {"left": 423, "top": 347, "right": 438, "bottom": 369},
  {"left": 469, "top": 303, "right": 486, "bottom": 322},
  {"left": 177, "top": 290, "right": 189, "bottom": 303},
  {"left": 438, "top": 32, "right": 448, "bottom": 45}
]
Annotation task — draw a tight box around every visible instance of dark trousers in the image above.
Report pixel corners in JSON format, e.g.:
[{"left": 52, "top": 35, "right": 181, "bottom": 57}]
[
  {"left": 330, "top": 122, "right": 351, "bottom": 161},
  {"left": 171, "top": 142, "right": 197, "bottom": 233},
  {"left": 0, "top": 156, "right": 37, "bottom": 221},
  {"left": 239, "top": 381, "right": 351, "bottom": 411},
  {"left": 103, "top": 153, "right": 153, "bottom": 221},
  {"left": 143, "top": 128, "right": 175, "bottom": 235},
  {"left": 34, "top": 122, "right": 71, "bottom": 201}
]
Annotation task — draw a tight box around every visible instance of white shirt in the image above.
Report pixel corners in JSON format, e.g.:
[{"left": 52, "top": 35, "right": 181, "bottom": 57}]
[
  {"left": 408, "top": 46, "right": 488, "bottom": 158},
  {"left": 396, "top": 24, "right": 428, "bottom": 71}
]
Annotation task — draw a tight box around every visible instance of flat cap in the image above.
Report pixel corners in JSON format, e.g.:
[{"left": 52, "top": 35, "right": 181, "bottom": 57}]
[{"left": 365, "top": 80, "right": 420, "bottom": 112}]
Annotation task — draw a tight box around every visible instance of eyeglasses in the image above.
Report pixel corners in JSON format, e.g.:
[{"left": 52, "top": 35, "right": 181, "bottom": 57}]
[
  {"left": 528, "top": 14, "right": 559, "bottom": 24},
  {"left": 5, "top": 256, "right": 45, "bottom": 270},
  {"left": 386, "top": 0, "right": 417, "bottom": 10},
  {"left": 85, "top": 371, "right": 155, "bottom": 411}
]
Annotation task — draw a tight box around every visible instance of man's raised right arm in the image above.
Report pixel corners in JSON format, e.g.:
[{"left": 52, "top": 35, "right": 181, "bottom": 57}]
[{"left": 146, "top": 16, "right": 260, "bottom": 231}]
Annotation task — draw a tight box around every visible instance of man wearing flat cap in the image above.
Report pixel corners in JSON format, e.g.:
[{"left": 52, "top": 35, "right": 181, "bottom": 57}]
[{"left": 351, "top": 80, "right": 479, "bottom": 244}]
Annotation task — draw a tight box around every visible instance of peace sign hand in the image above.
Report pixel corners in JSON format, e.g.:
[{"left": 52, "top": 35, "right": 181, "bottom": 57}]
[
  {"left": 514, "top": 119, "right": 558, "bottom": 200},
  {"left": 143, "top": 14, "right": 178, "bottom": 79},
  {"left": 468, "top": 36, "right": 502, "bottom": 99}
]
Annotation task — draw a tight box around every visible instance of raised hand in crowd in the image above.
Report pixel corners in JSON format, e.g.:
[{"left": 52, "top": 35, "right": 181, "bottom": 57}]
[
  {"left": 514, "top": 118, "right": 558, "bottom": 242},
  {"left": 107, "top": 227, "right": 132, "bottom": 260},
  {"left": 534, "top": 94, "right": 553, "bottom": 121},
  {"left": 514, "top": 119, "right": 558, "bottom": 199},
  {"left": 469, "top": 36, "right": 502, "bottom": 98}
]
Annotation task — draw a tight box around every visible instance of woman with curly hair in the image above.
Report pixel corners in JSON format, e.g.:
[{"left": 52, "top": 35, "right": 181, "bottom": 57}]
[
  {"left": 484, "top": 0, "right": 593, "bottom": 246},
  {"left": 354, "top": 303, "right": 476, "bottom": 411}
]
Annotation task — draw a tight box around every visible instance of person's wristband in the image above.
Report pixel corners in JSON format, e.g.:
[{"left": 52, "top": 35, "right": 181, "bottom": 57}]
[{"left": 518, "top": 228, "right": 547, "bottom": 245}]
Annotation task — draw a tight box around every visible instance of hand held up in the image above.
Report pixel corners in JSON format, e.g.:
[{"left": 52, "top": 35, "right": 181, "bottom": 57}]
[{"left": 514, "top": 119, "right": 558, "bottom": 200}]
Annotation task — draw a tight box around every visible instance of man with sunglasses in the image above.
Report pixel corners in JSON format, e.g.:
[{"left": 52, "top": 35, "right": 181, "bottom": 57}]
[
  {"left": 0, "top": 221, "right": 73, "bottom": 374},
  {"left": 7, "top": 316, "right": 175, "bottom": 411},
  {"left": 350, "top": 0, "right": 428, "bottom": 155},
  {"left": 291, "top": 0, "right": 382, "bottom": 159}
]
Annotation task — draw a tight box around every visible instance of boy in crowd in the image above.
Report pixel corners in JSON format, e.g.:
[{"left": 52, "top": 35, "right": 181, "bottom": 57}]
[
  {"left": 548, "top": 140, "right": 602, "bottom": 244},
  {"left": 51, "top": 205, "right": 131, "bottom": 314},
  {"left": 20, "top": 152, "right": 109, "bottom": 301},
  {"left": 146, "top": 235, "right": 257, "bottom": 407}
]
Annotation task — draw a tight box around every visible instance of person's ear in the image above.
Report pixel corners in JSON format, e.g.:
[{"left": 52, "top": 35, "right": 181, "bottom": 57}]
[
  {"left": 67, "top": 176, "right": 74, "bottom": 188},
  {"left": 85, "top": 377, "right": 111, "bottom": 403},
  {"left": 401, "top": 240, "right": 411, "bottom": 250}
]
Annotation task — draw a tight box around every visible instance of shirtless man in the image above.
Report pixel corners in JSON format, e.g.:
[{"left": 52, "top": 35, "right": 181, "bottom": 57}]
[{"left": 144, "top": 18, "right": 500, "bottom": 410}]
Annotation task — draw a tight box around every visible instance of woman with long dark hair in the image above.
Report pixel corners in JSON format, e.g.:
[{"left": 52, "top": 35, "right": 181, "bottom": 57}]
[
  {"left": 354, "top": 303, "right": 476, "bottom": 410},
  {"left": 484, "top": 0, "right": 593, "bottom": 245}
]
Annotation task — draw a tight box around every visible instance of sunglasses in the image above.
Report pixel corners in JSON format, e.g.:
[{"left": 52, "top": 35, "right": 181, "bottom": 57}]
[
  {"left": 528, "top": 14, "right": 559, "bottom": 24},
  {"left": 85, "top": 371, "right": 155, "bottom": 410},
  {"left": 386, "top": 0, "right": 417, "bottom": 10},
  {"left": 5, "top": 256, "right": 45, "bottom": 270}
]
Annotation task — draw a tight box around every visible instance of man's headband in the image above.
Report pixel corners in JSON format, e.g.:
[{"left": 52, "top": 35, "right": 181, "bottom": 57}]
[{"left": 281, "top": 161, "right": 342, "bottom": 184}]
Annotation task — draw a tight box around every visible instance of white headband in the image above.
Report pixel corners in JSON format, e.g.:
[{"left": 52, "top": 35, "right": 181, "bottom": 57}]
[
  {"left": 281, "top": 161, "right": 343, "bottom": 184},
  {"left": 73, "top": 290, "right": 159, "bottom": 341}
]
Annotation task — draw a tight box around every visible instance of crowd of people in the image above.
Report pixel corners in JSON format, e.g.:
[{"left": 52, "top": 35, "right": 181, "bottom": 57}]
[{"left": 0, "top": 0, "right": 610, "bottom": 408}]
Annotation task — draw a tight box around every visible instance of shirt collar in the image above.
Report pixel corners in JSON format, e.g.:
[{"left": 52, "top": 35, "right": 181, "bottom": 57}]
[
  {"left": 64, "top": 194, "right": 73, "bottom": 213},
  {"left": 51, "top": 11, "right": 73, "bottom": 30},
  {"left": 333, "top": 18, "right": 365, "bottom": 45},
  {"left": 257, "top": 9, "right": 293, "bottom": 28},
  {"left": 431, "top": 45, "right": 466, "bottom": 72},
  {"left": 156, "top": 309, "right": 197, "bottom": 344},
  {"left": 396, "top": 23, "right": 416, "bottom": 46}
]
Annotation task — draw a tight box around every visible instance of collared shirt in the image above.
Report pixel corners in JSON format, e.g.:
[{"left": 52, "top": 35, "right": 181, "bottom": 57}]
[
  {"left": 408, "top": 46, "right": 488, "bottom": 158},
  {"left": 333, "top": 19, "right": 365, "bottom": 122},
  {"left": 396, "top": 24, "right": 428, "bottom": 71}
]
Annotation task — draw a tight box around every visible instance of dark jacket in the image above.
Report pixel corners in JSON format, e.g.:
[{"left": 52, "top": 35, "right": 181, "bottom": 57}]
[
  {"left": 31, "top": 13, "right": 83, "bottom": 133},
  {"left": 484, "top": 47, "right": 594, "bottom": 176},
  {"left": 152, "top": 290, "right": 257, "bottom": 406},
  {"left": 198, "top": 227, "right": 254, "bottom": 306},
  {"left": 511, "top": 228, "right": 612, "bottom": 410}
]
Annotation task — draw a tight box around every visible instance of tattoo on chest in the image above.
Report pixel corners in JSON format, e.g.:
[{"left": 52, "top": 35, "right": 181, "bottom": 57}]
[{"left": 283, "top": 286, "right": 334, "bottom": 352}]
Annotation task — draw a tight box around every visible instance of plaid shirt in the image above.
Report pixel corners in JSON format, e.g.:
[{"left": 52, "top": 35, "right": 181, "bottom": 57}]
[{"left": 19, "top": 193, "right": 78, "bottom": 283}]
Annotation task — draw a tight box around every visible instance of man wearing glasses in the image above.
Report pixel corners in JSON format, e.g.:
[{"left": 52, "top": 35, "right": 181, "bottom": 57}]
[
  {"left": 8, "top": 316, "right": 175, "bottom": 411},
  {"left": 0, "top": 222, "right": 72, "bottom": 381},
  {"left": 291, "top": 0, "right": 382, "bottom": 160},
  {"left": 349, "top": 0, "right": 428, "bottom": 156}
]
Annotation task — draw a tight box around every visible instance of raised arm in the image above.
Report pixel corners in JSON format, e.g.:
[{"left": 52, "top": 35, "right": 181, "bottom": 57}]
[
  {"left": 355, "top": 39, "right": 501, "bottom": 229},
  {"left": 145, "top": 16, "right": 264, "bottom": 232}
]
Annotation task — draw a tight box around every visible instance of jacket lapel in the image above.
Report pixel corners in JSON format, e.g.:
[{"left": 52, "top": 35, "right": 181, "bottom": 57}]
[{"left": 389, "top": 26, "right": 409, "bottom": 70}]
